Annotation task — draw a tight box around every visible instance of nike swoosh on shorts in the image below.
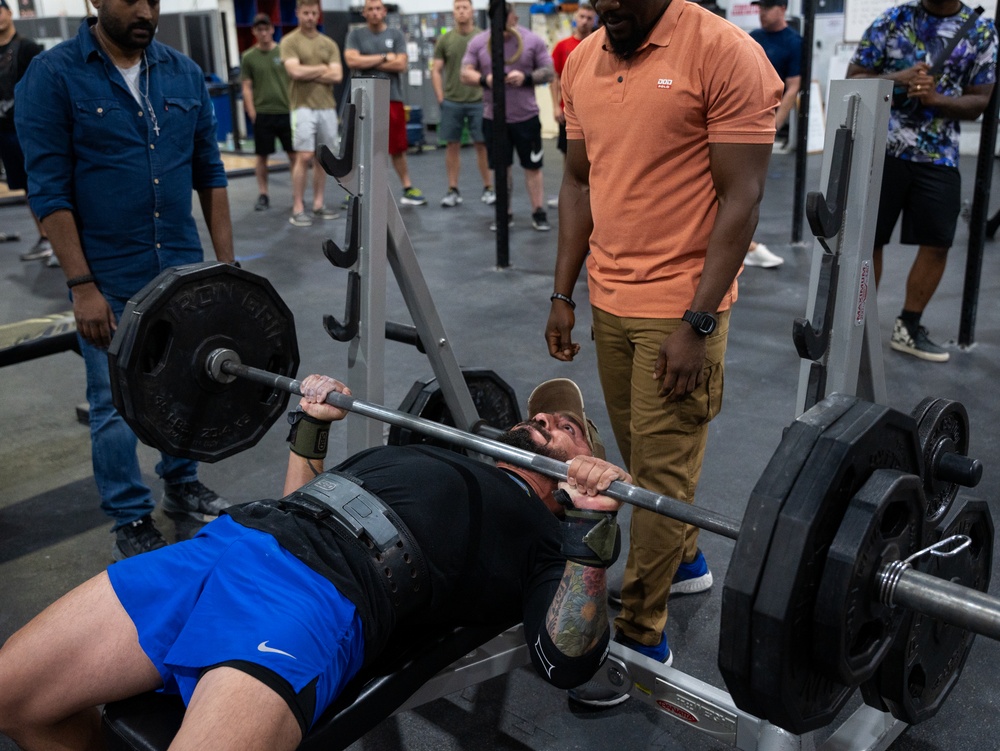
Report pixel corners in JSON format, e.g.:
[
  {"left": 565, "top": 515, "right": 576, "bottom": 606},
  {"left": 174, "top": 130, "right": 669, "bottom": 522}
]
[{"left": 258, "top": 641, "right": 297, "bottom": 659}]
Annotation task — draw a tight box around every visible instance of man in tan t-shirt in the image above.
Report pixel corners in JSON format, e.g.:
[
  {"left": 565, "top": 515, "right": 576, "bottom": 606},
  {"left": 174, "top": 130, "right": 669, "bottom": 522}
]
[{"left": 280, "top": 0, "right": 343, "bottom": 227}]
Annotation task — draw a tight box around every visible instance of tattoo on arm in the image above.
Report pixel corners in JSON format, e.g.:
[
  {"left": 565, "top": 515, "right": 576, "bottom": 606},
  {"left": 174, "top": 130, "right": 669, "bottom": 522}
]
[{"left": 545, "top": 563, "right": 608, "bottom": 657}]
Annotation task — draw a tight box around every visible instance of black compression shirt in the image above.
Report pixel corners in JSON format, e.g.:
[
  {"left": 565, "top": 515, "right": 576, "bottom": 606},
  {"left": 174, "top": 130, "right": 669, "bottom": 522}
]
[{"left": 226, "top": 445, "right": 605, "bottom": 683}]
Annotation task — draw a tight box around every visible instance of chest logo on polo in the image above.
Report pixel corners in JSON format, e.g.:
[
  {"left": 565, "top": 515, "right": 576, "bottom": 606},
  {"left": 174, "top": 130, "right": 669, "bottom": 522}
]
[{"left": 657, "top": 79, "right": 673, "bottom": 90}]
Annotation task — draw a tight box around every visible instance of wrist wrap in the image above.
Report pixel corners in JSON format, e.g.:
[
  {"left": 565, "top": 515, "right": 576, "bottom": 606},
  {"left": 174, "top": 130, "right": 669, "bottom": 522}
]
[
  {"left": 287, "top": 410, "right": 330, "bottom": 459},
  {"left": 556, "top": 489, "right": 621, "bottom": 568}
]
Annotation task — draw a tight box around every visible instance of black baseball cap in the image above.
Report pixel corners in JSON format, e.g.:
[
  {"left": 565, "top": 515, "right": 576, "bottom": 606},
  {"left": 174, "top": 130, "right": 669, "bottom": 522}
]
[
  {"left": 252, "top": 13, "right": 274, "bottom": 27},
  {"left": 751, "top": 0, "right": 788, "bottom": 6}
]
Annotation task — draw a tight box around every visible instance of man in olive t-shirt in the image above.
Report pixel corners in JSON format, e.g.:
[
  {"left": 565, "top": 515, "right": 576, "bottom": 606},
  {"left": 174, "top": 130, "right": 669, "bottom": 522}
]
[
  {"left": 431, "top": 0, "right": 491, "bottom": 207},
  {"left": 241, "top": 14, "right": 294, "bottom": 212}
]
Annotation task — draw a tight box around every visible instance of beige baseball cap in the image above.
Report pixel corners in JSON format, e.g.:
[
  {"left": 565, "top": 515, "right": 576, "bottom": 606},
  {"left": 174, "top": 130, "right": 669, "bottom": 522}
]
[{"left": 527, "top": 378, "right": 605, "bottom": 460}]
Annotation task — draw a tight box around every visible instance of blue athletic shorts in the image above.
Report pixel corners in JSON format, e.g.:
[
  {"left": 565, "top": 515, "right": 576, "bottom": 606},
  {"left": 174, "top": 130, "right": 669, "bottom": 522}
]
[{"left": 107, "top": 514, "right": 365, "bottom": 733}]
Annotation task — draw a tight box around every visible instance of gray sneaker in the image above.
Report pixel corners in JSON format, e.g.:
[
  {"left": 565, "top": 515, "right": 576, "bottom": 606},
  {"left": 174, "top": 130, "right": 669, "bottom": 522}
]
[
  {"left": 289, "top": 211, "right": 313, "bottom": 227},
  {"left": 568, "top": 678, "right": 633, "bottom": 708},
  {"left": 890, "top": 318, "right": 950, "bottom": 362},
  {"left": 113, "top": 515, "right": 168, "bottom": 561},
  {"left": 481, "top": 187, "right": 496, "bottom": 205},
  {"left": 313, "top": 205, "right": 340, "bottom": 220},
  {"left": 20, "top": 238, "right": 52, "bottom": 261},
  {"left": 162, "top": 480, "right": 231, "bottom": 523}
]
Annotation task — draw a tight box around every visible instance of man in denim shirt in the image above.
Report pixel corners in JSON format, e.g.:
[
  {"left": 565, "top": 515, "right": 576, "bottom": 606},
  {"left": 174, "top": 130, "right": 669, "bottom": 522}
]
[{"left": 15, "top": 0, "right": 236, "bottom": 559}]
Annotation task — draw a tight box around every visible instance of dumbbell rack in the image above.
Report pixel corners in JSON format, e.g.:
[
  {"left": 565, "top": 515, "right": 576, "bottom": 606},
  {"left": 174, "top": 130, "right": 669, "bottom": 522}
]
[
  {"left": 319, "top": 75, "right": 484, "bottom": 455},
  {"left": 795, "top": 78, "right": 893, "bottom": 415}
]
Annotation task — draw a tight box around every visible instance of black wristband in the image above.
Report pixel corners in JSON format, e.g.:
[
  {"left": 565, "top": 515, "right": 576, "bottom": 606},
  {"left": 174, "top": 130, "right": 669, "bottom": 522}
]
[
  {"left": 550, "top": 292, "right": 576, "bottom": 310},
  {"left": 66, "top": 274, "right": 96, "bottom": 289},
  {"left": 554, "top": 488, "right": 620, "bottom": 568},
  {"left": 522, "top": 74, "right": 534, "bottom": 88},
  {"left": 480, "top": 74, "right": 489, "bottom": 88},
  {"left": 287, "top": 409, "right": 331, "bottom": 459}
]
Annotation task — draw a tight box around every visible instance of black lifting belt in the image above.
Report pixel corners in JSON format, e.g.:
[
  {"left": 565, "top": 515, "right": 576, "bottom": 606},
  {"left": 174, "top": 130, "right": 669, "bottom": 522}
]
[{"left": 280, "top": 471, "right": 430, "bottom": 616}]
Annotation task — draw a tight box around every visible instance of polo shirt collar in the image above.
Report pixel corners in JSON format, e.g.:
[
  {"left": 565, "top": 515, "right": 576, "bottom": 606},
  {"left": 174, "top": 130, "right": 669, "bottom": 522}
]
[{"left": 601, "top": 0, "right": 683, "bottom": 57}]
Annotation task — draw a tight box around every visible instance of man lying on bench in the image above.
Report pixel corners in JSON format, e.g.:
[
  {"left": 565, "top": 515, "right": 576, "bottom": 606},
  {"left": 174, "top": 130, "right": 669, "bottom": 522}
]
[{"left": 0, "top": 373, "right": 627, "bottom": 751}]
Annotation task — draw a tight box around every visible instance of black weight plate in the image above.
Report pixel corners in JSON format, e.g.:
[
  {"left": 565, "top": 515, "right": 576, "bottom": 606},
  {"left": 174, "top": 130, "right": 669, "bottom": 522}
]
[
  {"left": 912, "top": 397, "right": 971, "bottom": 527},
  {"left": 108, "top": 262, "right": 299, "bottom": 462},
  {"left": 749, "top": 401, "right": 922, "bottom": 734},
  {"left": 866, "top": 498, "right": 994, "bottom": 725},
  {"left": 812, "top": 469, "right": 925, "bottom": 686},
  {"left": 387, "top": 368, "right": 520, "bottom": 452},
  {"left": 719, "top": 392, "right": 860, "bottom": 719}
]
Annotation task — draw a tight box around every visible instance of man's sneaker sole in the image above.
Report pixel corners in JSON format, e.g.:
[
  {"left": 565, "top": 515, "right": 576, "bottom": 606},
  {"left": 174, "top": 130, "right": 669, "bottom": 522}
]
[
  {"left": 671, "top": 570, "right": 713, "bottom": 595},
  {"left": 568, "top": 687, "right": 632, "bottom": 708},
  {"left": 890, "top": 340, "right": 950, "bottom": 362},
  {"left": 161, "top": 506, "right": 217, "bottom": 524}
]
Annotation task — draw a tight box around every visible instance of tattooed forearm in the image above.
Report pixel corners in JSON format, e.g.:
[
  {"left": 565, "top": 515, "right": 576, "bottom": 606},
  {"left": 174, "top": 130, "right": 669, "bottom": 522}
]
[{"left": 545, "top": 563, "right": 608, "bottom": 657}]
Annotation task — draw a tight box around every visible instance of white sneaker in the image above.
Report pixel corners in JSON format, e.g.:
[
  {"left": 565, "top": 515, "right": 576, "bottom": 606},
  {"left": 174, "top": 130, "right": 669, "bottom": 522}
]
[
  {"left": 744, "top": 243, "right": 784, "bottom": 268},
  {"left": 441, "top": 189, "right": 462, "bottom": 208}
]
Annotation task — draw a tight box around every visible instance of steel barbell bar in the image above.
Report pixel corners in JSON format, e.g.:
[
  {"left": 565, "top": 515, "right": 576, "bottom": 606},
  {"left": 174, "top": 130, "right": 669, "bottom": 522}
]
[
  {"left": 205, "top": 347, "right": 1000, "bottom": 644},
  {"left": 206, "top": 346, "right": 742, "bottom": 538}
]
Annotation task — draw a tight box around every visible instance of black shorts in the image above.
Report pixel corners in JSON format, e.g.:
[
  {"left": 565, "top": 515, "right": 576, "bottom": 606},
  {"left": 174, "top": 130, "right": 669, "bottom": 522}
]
[
  {"left": 254, "top": 113, "right": 294, "bottom": 157},
  {"left": 0, "top": 129, "right": 28, "bottom": 191},
  {"left": 557, "top": 121, "right": 568, "bottom": 155},
  {"left": 874, "top": 155, "right": 961, "bottom": 248},
  {"left": 483, "top": 116, "right": 543, "bottom": 171}
]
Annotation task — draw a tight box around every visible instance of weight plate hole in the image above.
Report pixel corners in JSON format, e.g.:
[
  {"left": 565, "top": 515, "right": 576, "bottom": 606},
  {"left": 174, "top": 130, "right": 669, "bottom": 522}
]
[
  {"left": 140, "top": 320, "right": 173, "bottom": 376},
  {"left": 850, "top": 621, "right": 881, "bottom": 658},
  {"left": 907, "top": 664, "right": 927, "bottom": 699},
  {"left": 879, "top": 501, "right": 909, "bottom": 539}
]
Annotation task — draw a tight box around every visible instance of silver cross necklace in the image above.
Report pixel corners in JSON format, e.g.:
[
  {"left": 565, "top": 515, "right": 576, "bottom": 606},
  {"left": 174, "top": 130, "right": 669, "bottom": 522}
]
[{"left": 140, "top": 53, "right": 160, "bottom": 138}]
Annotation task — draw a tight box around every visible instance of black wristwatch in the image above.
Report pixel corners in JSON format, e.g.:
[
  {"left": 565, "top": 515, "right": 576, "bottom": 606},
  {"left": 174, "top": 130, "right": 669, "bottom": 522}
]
[{"left": 682, "top": 310, "right": 717, "bottom": 336}]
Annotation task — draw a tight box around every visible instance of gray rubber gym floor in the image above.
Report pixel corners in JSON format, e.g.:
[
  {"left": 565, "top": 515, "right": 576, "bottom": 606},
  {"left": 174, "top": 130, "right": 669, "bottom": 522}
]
[{"left": 1, "top": 137, "right": 998, "bottom": 750}]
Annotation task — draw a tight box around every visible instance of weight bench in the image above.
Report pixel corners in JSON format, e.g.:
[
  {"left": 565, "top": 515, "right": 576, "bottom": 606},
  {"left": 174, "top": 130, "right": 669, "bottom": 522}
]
[
  {"left": 103, "top": 622, "right": 517, "bottom": 751},
  {"left": 0, "top": 311, "right": 79, "bottom": 367}
]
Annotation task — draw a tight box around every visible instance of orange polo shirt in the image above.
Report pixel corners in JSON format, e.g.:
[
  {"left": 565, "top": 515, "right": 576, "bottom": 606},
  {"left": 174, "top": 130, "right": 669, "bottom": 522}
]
[{"left": 562, "top": 1, "right": 782, "bottom": 319}]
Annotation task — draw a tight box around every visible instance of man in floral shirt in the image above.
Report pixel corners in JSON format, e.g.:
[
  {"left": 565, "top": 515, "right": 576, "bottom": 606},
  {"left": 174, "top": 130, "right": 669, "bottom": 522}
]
[{"left": 848, "top": 0, "right": 996, "bottom": 362}]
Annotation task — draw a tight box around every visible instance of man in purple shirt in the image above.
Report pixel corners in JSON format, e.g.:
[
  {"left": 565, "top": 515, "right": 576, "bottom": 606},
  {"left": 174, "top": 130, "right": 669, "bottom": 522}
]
[{"left": 461, "top": 2, "right": 554, "bottom": 231}]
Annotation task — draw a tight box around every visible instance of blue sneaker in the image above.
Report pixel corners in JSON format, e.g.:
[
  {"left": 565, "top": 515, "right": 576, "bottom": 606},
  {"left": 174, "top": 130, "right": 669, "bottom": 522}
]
[
  {"left": 672, "top": 549, "right": 713, "bottom": 595},
  {"left": 615, "top": 631, "right": 673, "bottom": 665},
  {"left": 607, "top": 550, "right": 712, "bottom": 607}
]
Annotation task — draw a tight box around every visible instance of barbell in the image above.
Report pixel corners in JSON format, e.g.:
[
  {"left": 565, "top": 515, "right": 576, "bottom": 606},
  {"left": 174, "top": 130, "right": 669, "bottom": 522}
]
[{"left": 106, "top": 263, "right": 996, "bottom": 734}]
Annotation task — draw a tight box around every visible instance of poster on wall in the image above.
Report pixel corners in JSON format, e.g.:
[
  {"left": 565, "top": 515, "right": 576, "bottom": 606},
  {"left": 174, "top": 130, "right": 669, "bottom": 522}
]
[
  {"left": 728, "top": 0, "right": 763, "bottom": 31},
  {"left": 18, "top": 0, "right": 36, "bottom": 18}
]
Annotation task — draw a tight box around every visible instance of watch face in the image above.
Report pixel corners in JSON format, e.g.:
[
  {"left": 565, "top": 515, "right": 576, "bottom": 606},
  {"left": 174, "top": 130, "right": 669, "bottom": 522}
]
[{"left": 684, "top": 310, "right": 715, "bottom": 335}]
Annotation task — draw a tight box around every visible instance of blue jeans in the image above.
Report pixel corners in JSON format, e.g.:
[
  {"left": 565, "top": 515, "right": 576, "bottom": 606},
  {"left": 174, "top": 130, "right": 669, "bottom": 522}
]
[{"left": 79, "top": 294, "right": 199, "bottom": 529}]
